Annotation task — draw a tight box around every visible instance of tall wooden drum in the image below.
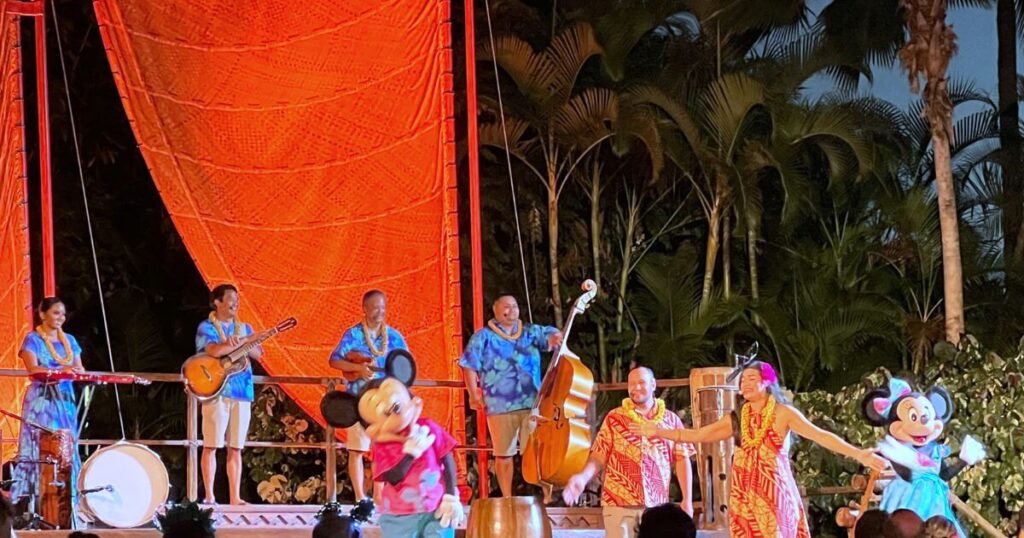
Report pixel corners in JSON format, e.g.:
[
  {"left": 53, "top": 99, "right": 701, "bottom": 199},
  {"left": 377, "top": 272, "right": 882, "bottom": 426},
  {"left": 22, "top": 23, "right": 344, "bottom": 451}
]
[
  {"left": 466, "top": 497, "right": 552, "bottom": 538},
  {"left": 38, "top": 428, "right": 74, "bottom": 529},
  {"left": 689, "top": 367, "right": 738, "bottom": 531}
]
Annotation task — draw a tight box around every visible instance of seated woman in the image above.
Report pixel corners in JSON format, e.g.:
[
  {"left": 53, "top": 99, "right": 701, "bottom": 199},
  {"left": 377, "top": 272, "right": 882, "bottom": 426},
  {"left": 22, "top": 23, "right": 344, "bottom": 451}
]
[
  {"left": 10, "top": 297, "right": 84, "bottom": 513},
  {"left": 636, "top": 360, "right": 888, "bottom": 538}
]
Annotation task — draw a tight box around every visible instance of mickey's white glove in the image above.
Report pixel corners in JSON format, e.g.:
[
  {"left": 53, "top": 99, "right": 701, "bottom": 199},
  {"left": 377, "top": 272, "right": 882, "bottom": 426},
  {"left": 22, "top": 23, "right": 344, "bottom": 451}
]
[
  {"left": 434, "top": 493, "right": 465, "bottom": 528},
  {"left": 402, "top": 424, "right": 435, "bottom": 458},
  {"left": 959, "top": 435, "right": 986, "bottom": 465}
]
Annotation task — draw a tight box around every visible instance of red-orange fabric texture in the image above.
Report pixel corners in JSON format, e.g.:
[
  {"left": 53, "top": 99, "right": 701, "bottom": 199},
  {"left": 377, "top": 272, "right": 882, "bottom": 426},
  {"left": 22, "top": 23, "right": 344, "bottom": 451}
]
[
  {"left": 0, "top": 5, "right": 32, "bottom": 460},
  {"left": 91, "top": 0, "right": 464, "bottom": 442}
]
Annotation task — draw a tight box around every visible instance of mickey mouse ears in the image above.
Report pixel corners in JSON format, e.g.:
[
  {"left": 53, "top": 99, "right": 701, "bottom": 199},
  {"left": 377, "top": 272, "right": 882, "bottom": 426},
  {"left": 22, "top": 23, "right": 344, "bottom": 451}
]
[
  {"left": 385, "top": 349, "right": 416, "bottom": 387},
  {"left": 319, "top": 349, "right": 418, "bottom": 429}
]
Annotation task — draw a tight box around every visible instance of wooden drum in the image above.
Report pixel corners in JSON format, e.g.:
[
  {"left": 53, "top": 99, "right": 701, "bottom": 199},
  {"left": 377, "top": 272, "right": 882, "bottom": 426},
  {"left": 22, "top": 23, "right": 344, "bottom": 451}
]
[
  {"left": 466, "top": 497, "right": 552, "bottom": 538},
  {"left": 38, "top": 428, "right": 74, "bottom": 529},
  {"left": 689, "top": 367, "right": 738, "bottom": 531}
]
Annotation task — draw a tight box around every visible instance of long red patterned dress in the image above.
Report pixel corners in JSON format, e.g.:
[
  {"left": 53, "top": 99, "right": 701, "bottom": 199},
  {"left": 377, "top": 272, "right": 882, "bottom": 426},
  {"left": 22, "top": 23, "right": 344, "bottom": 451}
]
[{"left": 729, "top": 397, "right": 811, "bottom": 538}]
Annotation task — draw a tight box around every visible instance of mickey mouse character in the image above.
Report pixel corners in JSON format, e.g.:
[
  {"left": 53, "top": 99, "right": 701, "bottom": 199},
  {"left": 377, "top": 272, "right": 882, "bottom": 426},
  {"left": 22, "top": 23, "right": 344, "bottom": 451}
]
[
  {"left": 321, "top": 349, "right": 465, "bottom": 538},
  {"left": 862, "top": 378, "right": 986, "bottom": 536}
]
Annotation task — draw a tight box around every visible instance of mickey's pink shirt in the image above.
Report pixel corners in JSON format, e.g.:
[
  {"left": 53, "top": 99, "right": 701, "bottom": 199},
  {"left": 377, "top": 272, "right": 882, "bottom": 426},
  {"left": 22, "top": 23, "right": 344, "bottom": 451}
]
[{"left": 372, "top": 418, "right": 457, "bottom": 514}]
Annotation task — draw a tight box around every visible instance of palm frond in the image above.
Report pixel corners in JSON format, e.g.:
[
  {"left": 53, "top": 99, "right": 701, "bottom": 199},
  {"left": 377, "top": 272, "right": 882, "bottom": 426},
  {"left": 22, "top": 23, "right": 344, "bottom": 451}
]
[
  {"left": 478, "top": 116, "right": 531, "bottom": 151},
  {"left": 614, "top": 103, "right": 666, "bottom": 178},
  {"left": 480, "top": 35, "right": 555, "bottom": 107},
  {"left": 700, "top": 73, "right": 767, "bottom": 159},
  {"left": 628, "top": 84, "right": 708, "bottom": 161},
  {"left": 553, "top": 88, "right": 619, "bottom": 148},
  {"left": 586, "top": 0, "right": 692, "bottom": 81},
  {"left": 547, "top": 22, "right": 604, "bottom": 106}
]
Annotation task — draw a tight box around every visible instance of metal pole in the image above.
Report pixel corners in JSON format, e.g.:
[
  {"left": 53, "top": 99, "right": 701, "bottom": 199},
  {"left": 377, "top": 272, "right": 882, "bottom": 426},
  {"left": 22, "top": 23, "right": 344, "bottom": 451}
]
[
  {"left": 7, "top": 0, "right": 53, "bottom": 296},
  {"left": 33, "top": 0, "right": 54, "bottom": 295},
  {"left": 325, "top": 380, "right": 337, "bottom": 502},
  {"left": 186, "top": 395, "right": 198, "bottom": 502},
  {"left": 463, "top": 0, "right": 489, "bottom": 500}
]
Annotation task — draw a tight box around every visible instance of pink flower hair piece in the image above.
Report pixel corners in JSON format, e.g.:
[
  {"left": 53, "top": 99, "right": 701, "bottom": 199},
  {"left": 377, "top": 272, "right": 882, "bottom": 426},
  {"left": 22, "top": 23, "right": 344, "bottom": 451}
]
[{"left": 759, "top": 363, "right": 779, "bottom": 386}]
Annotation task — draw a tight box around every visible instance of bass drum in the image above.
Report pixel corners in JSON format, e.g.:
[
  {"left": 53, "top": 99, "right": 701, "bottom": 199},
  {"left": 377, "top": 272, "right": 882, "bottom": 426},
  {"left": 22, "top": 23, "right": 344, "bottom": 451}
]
[{"left": 78, "top": 442, "right": 169, "bottom": 528}]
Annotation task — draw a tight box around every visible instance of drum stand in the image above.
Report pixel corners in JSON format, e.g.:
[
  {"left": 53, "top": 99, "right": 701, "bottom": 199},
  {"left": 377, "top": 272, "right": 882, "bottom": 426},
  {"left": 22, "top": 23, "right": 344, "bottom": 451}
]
[
  {"left": 0, "top": 409, "right": 62, "bottom": 530},
  {"left": 12, "top": 457, "right": 61, "bottom": 530}
]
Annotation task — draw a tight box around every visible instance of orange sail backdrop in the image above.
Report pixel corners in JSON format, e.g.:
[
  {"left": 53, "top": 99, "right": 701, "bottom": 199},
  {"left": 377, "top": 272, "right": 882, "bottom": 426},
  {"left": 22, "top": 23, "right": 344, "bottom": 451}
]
[
  {"left": 0, "top": 5, "right": 32, "bottom": 460},
  {"left": 91, "top": 0, "right": 463, "bottom": 437}
]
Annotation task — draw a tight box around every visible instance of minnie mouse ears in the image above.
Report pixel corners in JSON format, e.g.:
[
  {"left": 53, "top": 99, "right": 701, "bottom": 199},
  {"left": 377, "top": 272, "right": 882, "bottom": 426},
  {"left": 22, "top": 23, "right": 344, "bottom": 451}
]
[
  {"left": 319, "top": 349, "right": 418, "bottom": 429},
  {"left": 861, "top": 377, "right": 955, "bottom": 426}
]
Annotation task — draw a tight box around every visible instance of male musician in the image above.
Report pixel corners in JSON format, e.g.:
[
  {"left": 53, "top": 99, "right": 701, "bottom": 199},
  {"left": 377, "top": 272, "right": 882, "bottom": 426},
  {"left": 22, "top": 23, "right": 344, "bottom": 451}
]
[
  {"left": 328, "top": 289, "right": 409, "bottom": 502},
  {"left": 563, "top": 367, "right": 694, "bottom": 538},
  {"left": 459, "top": 294, "right": 562, "bottom": 498},
  {"left": 196, "top": 284, "right": 263, "bottom": 505}
]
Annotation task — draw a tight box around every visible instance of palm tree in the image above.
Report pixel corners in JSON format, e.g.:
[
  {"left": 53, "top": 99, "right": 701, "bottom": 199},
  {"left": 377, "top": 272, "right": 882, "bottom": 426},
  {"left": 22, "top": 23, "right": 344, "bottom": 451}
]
[
  {"left": 997, "top": 0, "right": 1024, "bottom": 260},
  {"left": 631, "top": 73, "right": 769, "bottom": 307},
  {"left": 630, "top": 244, "right": 747, "bottom": 376},
  {"left": 478, "top": 21, "right": 611, "bottom": 324},
  {"left": 898, "top": 0, "right": 964, "bottom": 344}
]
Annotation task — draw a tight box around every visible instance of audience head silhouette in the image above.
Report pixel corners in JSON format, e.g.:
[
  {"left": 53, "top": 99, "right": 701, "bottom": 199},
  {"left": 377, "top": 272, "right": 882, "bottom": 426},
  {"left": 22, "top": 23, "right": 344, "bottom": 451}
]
[{"left": 637, "top": 503, "right": 696, "bottom": 538}]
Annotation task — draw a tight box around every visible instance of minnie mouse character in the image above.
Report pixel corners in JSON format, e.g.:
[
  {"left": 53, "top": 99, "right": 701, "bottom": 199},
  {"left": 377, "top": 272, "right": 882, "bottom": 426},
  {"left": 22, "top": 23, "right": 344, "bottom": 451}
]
[
  {"left": 321, "top": 349, "right": 465, "bottom": 538},
  {"left": 862, "top": 378, "right": 986, "bottom": 536}
]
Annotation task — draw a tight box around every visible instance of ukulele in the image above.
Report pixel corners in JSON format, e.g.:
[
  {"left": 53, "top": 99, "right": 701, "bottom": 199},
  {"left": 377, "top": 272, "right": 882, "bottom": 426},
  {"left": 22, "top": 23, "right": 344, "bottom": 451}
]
[
  {"left": 182, "top": 317, "right": 297, "bottom": 401},
  {"left": 335, "top": 351, "right": 385, "bottom": 382}
]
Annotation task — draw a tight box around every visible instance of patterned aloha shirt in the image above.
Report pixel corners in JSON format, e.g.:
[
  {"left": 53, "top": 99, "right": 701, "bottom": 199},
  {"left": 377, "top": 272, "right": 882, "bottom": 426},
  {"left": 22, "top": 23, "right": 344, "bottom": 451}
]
[
  {"left": 592, "top": 402, "right": 696, "bottom": 507},
  {"left": 196, "top": 319, "right": 255, "bottom": 401},
  {"left": 329, "top": 323, "right": 409, "bottom": 394},
  {"left": 457, "top": 320, "right": 558, "bottom": 415}
]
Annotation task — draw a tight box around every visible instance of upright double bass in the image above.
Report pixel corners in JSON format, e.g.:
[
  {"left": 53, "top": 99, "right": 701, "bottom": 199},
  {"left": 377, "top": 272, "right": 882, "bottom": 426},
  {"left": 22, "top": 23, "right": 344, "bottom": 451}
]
[{"left": 521, "top": 279, "right": 598, "bottom": 494}]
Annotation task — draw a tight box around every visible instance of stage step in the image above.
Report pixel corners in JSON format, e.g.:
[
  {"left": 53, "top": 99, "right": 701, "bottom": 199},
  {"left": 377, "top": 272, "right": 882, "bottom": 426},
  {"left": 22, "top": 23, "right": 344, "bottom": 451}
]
[
  {"left": 20, "top": 503, "right": 730, "bottom": 537},
  {"left": 24, "top": 529, "right": 723, "bottom": 537}
]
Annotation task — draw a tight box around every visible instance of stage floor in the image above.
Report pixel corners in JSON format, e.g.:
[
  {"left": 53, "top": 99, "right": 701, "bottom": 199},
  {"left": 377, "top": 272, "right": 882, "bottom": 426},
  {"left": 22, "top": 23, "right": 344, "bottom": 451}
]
[
  {"left": 24, "top": 530, "right": 609, "bottom": 538},
  {"left": 19, "top": 504, "right": 729, "bottom": 537}
]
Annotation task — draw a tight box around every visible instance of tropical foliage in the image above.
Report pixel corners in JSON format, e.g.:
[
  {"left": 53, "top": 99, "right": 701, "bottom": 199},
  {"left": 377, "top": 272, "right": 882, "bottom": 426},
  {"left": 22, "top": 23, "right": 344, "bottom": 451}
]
[
  {"left": 793, "top": 338, "right": 1024, "bottom": 536},
  {"left": 36, "top": 0, "right": 1024, "bottom": 527},
  {"left": 473, "top": 0, "right": 1011, "bottom": 394}
]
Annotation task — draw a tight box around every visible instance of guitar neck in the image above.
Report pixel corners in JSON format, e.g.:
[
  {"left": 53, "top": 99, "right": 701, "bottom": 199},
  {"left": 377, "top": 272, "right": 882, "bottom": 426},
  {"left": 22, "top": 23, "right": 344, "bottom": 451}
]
[{"left": 226, "top": 329, "right": 274, "bottom": 362}]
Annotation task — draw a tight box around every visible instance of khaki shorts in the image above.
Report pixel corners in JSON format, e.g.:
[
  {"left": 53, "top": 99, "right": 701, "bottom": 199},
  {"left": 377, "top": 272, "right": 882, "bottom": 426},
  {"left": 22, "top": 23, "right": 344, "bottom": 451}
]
[
  {"left": 202, "top": 397, "right": 251, "bottom": 449},
  {"left": 346, "top": 422, "right": 372, "bottom": 452},
  {"left": 602, "top": 506, "right": 645, "bottom": 538},
  {"left": 487, "top": 410, "right": 532, "bottom": 457}
]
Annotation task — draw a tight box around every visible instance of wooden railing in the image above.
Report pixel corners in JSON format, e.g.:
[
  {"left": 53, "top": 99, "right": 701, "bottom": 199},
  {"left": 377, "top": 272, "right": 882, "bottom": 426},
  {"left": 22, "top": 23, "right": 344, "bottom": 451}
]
[{"left": 0, "top": 368, "right": 689, "bottom": 502}]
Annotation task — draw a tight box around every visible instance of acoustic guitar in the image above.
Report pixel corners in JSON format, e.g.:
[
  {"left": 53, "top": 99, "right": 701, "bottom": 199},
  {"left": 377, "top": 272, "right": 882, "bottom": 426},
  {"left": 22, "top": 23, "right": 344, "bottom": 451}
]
[{"left": 182, "top": 317, "right": 297, "bottom": 401}]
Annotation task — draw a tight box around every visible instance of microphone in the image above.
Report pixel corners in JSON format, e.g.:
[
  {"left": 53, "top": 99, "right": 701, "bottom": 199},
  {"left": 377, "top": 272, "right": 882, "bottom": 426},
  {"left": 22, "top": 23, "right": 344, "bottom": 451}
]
[
  {"left": 726, "top": 342, "right": 760, "bottom": 383},
  {"left": 80, "top": 484, "right": 114, "bottom": 495}
]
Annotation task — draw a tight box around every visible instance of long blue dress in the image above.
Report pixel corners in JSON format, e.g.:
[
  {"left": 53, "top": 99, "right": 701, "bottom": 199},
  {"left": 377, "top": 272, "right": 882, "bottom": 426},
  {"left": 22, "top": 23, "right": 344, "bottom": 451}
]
[
  {"left": 10, "top": 331, "right": 82, "bottom": 515},
  {"left": 877, "top": 436, "right": 966, "bottom": 537}
]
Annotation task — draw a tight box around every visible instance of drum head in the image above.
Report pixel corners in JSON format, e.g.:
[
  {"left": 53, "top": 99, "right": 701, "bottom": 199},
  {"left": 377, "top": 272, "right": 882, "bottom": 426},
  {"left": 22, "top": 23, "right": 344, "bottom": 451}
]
[{"left": 79, "top": 442, "right": 169, "bottom": 528}]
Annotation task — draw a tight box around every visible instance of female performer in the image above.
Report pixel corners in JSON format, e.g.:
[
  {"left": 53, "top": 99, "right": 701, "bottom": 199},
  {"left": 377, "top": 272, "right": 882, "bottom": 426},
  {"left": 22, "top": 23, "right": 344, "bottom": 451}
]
[
  {"left": 637, "top": 361, "right": 888, "bottom": 538},
  {"left": 11, "top": 297, "right": 84, "bottom": 510}
]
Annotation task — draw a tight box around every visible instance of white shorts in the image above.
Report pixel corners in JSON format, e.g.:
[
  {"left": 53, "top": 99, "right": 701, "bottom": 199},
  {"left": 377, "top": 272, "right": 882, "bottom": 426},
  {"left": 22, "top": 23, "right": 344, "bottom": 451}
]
[
  {"left": 346, "top": 422, "right": 371, "bottom": 452},
  {"left": 202, "top": 397, "right": 251, "bottom": 449}
]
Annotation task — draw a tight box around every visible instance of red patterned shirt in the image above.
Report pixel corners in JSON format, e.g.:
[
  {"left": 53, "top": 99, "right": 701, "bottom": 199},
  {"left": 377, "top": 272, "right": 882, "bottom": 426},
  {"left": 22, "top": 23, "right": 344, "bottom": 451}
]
[{"left": 592, "top": 401, "right": 695, "bottom": 507}]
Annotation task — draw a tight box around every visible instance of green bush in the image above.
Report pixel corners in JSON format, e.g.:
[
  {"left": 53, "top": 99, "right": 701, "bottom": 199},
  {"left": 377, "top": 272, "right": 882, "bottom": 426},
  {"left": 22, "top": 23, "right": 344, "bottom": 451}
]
[
  {"left": 791, "top": 337, "right": 1024, "bottom": 536},
  {"left": 244, "top": 385, "right": 353, "bottom": 504}
]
